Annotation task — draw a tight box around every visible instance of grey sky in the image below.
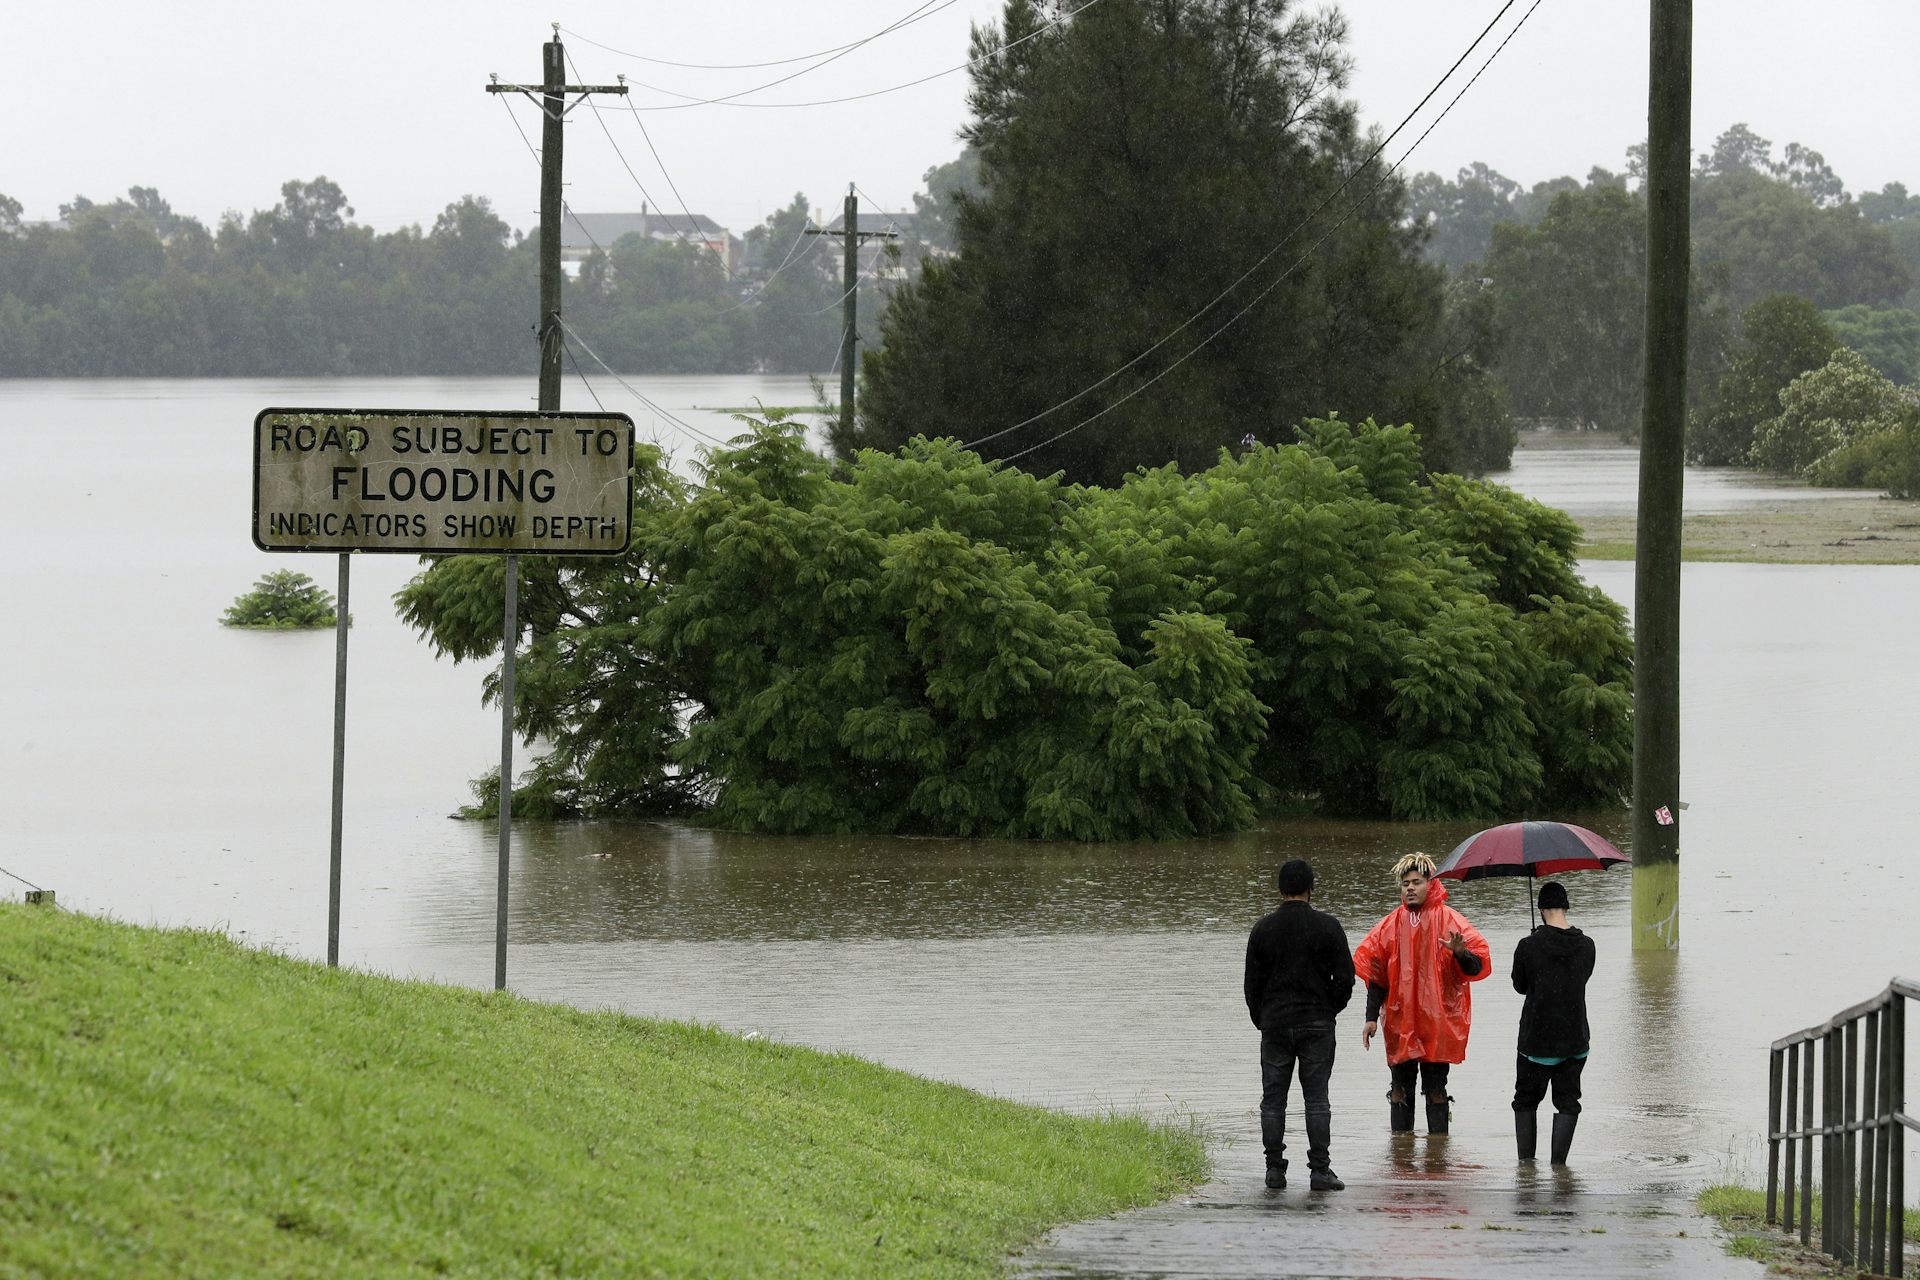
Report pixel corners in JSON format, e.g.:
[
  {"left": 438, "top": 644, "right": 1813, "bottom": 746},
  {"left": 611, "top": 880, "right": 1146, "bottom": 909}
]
[{"left": 6, "top": 1, "right": 1915, "bottom": 238}]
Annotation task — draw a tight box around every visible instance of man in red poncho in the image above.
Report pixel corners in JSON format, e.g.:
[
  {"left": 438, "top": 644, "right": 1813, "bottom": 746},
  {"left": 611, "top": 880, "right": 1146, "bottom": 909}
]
[{"left": 1352, "top": 851, "right": 1492, "bottom": 1134}]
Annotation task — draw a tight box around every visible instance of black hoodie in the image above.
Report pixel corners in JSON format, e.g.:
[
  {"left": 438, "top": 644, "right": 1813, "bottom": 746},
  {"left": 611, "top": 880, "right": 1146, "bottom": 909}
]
[{"left": 1510, "top": 923, "right": 1596, "bottom": 1059}]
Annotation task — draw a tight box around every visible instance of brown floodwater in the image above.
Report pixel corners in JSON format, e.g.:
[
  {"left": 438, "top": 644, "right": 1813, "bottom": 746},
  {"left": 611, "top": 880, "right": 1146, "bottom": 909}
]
[{"left": 3, "top": 378, "right": 1915, "bottom": 1197}]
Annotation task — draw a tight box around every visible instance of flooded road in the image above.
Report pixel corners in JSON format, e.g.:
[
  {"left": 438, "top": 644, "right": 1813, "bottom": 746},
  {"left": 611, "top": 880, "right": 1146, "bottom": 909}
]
[{"left": 3, "top": 378, "right": 1915, "bottom": 1198}]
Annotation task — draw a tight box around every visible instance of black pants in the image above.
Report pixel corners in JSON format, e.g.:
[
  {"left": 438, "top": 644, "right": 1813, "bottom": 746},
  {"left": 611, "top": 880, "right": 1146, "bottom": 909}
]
[
  {"left": 1389, "top": 1059, "right": 1451, "bottom": 1102},
  {"left": 1260, "top": 1021, "right": 1336, "bottom": 1171},
  {"left": 1513, "top": 1053, "right": 1586, "bottom": 1115}
]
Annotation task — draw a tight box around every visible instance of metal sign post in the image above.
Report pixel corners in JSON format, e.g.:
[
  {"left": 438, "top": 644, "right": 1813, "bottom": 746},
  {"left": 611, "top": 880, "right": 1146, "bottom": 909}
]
[
  {"left": 495, "top": 556, "right": 517, "bottom": 991},
  {"left": 251, "top": 407, "right": 633, "bottom": 979},
  {"left": 328, "top": 551, "right": 349, "bottom": 967}
]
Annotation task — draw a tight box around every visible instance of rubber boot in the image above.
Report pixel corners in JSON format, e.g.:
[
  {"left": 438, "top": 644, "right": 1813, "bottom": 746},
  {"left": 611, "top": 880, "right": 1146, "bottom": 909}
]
[
  {"left": 1550, "top": 1112, "right": 1578, "bottom": 1165},
  {"left": 1515, "top": 1110, "right": 1538, "bottom": 1161},
  {"left": 1388, "top": 1087, "right": 1414, "bottom": 1133},
  {"left": 1425, "top": 1090, "right": 1452, "bottom": 1136}
]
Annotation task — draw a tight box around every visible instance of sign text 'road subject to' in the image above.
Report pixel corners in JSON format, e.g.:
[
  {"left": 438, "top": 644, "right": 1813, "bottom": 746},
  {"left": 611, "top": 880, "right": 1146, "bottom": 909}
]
[{"left": 253, "top": 408, "right": 634, "bottom": 555}]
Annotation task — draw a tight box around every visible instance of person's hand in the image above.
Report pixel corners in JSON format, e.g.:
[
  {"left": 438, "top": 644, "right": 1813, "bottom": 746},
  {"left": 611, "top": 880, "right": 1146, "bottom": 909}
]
[
  {"left": 1361, "top": 1021, "right": 1377, "bottom": 1050},
  {"left": 1443, "top": 929, "right": 1469, "bottom": 955}
]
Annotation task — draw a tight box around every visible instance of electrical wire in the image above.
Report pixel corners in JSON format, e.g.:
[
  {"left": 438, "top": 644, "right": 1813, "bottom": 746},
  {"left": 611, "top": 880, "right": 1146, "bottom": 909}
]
[
  {"left": 504, "top": 81, "right": 837, "bottom": 326},
  {"left": 1, "top": 863, "right": 47, "bottom": 893},
  {"left": 561, "top": 338, "right": 608, "bottom": 412},
  {"left": 706, "top": 218, "right": 833, "bottom": 318},
  {"left": 994, "top": 0, "right": 1551, "bottom": 467},
  {"left": 624, "top": 0, "right": 1102, "bottom": 112},
  {"left": 961, "top": 0, "right": 1524, "bottom": 455},
  {"left": 558, "top": 3, "right": 956, "bottom": 72},
  {"left": 603, "top": 0, "right": 953, "bottom": 110},
  {"left": 555, "top": 316, "right": 730, "bottom": 446},
  {"left": 564, "top": 50, "right": 733, "bottom": 280}
]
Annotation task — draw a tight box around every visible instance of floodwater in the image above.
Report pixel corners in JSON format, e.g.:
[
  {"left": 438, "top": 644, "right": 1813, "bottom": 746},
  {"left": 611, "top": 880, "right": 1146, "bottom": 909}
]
[{"left": 2, "top": 377, "right": 1915, "bottom": 1200}]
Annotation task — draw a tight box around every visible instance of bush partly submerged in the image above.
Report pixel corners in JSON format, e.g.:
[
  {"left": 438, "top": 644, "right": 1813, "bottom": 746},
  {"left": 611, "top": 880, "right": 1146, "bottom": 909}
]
[
  {"left": 399, "top": 414, "right": 1633, "bottom": 834},
  {"left": 223, "top": 569, "right": 338, "bottom": 630}
]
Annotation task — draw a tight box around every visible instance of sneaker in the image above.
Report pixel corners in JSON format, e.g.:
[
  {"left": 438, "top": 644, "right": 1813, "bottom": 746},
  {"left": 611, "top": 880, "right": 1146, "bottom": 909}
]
[
  {"left": 1309, "top": 1169, "right": 1345, "bottom": 1191},
  {"left": 1264, "top": 1164, "right": 1287, "bottom": 1189}
]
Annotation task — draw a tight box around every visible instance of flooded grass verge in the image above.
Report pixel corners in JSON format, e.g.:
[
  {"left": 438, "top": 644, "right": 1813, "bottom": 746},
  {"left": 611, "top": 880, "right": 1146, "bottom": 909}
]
[
  {"left": 1579, "top": 496, "right": 1920, "bottom": 564},
  {"left": 1697, "top": 1185, "right": 1917, "bottom": 1276},
  {"left": 0, "top": 904, "right": 1206, "bottom": 1278}
]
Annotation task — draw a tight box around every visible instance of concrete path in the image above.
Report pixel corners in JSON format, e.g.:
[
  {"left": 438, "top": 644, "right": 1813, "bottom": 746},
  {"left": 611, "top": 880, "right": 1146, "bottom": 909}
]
[{"left": 1016, "top": 1138, "right": 1765, "bottom": 1279}]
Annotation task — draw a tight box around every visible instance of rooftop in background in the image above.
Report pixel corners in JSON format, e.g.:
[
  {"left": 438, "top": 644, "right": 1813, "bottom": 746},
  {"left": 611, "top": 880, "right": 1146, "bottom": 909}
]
[
  {"left": 559, "top": 208, "right": 737, "bottom": 273},
  {"left": 560, "top": 209, "right": 732, "bottom": 251}
]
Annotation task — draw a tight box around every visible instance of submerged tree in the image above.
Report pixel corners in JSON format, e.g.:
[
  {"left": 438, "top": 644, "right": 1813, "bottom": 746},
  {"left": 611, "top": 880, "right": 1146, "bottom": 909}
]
[
  {"left": 223, "top": 570, "right": 338, "bottom": 630},
  {"left": 398, "top": 416, "right": 1631, "bottom": 833},
  {"left": 850, "top": 0, "right": 1510, "bottom": 484}
]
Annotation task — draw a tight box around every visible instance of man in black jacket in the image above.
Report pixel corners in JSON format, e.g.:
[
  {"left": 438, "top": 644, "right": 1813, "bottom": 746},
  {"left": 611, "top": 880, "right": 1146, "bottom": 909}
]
[
  {"left": 1510, "top": 880, "right": 1597, "bottom": 1165},
  {"left": 1244, "top": 858, "right": 1357, "bottom": 1191}
]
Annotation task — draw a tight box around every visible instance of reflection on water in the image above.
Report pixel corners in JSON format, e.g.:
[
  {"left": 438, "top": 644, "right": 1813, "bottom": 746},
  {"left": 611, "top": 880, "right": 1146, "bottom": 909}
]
[
  {"left": 3, "top": 379, "right": 1917, "bottom": 1200},
  {"left": 462, "top": 817, "right": 1631, "bottom": 944}
]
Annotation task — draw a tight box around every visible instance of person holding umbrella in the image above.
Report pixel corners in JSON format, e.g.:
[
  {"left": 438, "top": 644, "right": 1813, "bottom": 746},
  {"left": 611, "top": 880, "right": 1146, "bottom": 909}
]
[
  {"left": 1511, "top": 880, "right": 1596, "bottom": 1165},
  {"left": 1352, "top": 852, "right": 1492, "bottom": 1135},
  {"left": 1430, "top": 822, "right": 1627, "bottom": 1162}
]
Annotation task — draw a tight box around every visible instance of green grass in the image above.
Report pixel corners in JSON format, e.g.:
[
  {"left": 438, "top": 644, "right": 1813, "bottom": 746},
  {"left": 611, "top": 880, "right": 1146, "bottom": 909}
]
[
  {"left": 1579, "top": 541, "right": 1754, "bottom": 563},
  {"left": 0, "top": 905, "right": 1206, "bottom": 1278},
  {"left": 1698, "top": 1184, "right": 1917, "bottom": 1275}
]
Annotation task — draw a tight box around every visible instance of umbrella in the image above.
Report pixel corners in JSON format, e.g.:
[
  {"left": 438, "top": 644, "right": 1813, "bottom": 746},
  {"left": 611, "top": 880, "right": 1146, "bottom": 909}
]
[{"left": 1433, "top": 821, "right": 1630, "bottom": 928}]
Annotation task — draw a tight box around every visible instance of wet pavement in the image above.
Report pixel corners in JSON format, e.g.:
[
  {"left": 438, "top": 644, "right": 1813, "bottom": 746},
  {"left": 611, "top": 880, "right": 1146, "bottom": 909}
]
[{"left": 1015, "top": 1136, "right": 1764, "bottom": 1279}]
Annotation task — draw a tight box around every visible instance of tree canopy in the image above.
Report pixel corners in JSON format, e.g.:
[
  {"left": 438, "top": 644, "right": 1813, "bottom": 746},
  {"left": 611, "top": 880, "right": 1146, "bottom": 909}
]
[
  {"left": 849, "top": 0, "right": 1511, "bottom": 484},
  {"left": 1484, "top": 178, "right": 1728, "bottom": 435},
  {"left": 1750, "top": 348, "right": 1920, "bottom": 496},
  {"left": 1688, "top": 294, "right": 1837, "bottom": 465},
  {"left": 397, "top": 415, "right": 1631, "bottom": 836}
]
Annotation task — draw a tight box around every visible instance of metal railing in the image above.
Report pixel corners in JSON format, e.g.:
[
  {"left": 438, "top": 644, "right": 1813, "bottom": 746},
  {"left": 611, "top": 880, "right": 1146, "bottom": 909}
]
[{"left": 1768, "top": 977, "right": 1915, "bottom": 1276}]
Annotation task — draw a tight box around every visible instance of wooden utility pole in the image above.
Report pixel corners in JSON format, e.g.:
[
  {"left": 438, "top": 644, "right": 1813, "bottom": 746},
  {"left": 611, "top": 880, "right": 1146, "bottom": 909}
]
[
  {"left": 482, "top": 31, "right": 625, "bottom": 990},
  {"left": 806, "top": 185, "right": 898, "bottom": 438},
  {"left": 1632, "top": 0, "right": 1690, "bottom": 951}
]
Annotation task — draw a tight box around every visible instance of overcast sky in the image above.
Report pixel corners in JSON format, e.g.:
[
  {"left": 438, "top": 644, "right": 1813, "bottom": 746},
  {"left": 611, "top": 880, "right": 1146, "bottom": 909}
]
[{"left": 5, "top": 1, "right": 1916, "bottom": 237}]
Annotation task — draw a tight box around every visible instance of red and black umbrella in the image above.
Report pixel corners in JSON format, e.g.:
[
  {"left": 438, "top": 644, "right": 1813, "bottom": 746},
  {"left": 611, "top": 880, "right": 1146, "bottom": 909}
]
[{"left": 1434, "top": 821, "right": 1630, "bottom": 926}]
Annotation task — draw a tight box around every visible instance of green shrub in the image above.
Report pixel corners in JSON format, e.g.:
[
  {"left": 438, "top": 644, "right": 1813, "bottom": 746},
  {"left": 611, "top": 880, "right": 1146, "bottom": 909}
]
[
  {"left": 398, "top": 416, "right": 1633, "bottom": 832},
  {"left": 221, "top": 569, "right": 338, "bottom": 629}
]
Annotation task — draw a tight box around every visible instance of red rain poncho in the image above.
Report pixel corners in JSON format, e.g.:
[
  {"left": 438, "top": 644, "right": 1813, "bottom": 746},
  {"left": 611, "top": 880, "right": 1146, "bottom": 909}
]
[{"left": 1351, "top": 878, "right": 1492, "bottom": 1066}]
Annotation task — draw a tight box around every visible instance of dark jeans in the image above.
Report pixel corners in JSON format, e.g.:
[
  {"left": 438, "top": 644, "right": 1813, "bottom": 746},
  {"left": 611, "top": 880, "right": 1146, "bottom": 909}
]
[
  {"left": 1389, "top": 1059, "right": 1451, "bottom": 1102},
  {"left": 1260, "top": 1021, "right": 1336, "bottom": 1171},
  {"left": 1513, "top": 1052, "right": 1586, "bottom": 1115}
]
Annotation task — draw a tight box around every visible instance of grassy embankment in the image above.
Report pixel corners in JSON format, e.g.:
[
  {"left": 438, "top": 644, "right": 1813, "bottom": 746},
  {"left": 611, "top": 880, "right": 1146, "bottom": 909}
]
[
  {"left": 0, "top": 905, "right": 1205, "bottom": 1278},
  {"left": 1577, "top": 497, "right": 1920, "bottom": 565},
  {"left": 1697, "top": 1185, "right": 1917, "bottom": 1275}
]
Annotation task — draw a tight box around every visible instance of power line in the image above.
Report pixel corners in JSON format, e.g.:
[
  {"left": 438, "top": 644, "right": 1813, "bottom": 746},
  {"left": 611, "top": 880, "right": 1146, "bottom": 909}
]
[
  {"left": 962, "top": 0, "right": 1526, "bottom": 455},
  {"left": 560, "top": 337, "right": 607, "bottom": 412},
  {"left": 555, "top": 315, "right": 730, "bottom": 447},
  {"left": 600, "top": 0, "right": 954, "bottom": 111},
  {"left": 707, "top": 216, "right": 833, "bottom": 317},
  {"left": 995, "top": 0, "right": 1551, "bottom": 467},
  {"left": 1, "top": 863, "right": 47, "bottom": 893},
  {"left": 508, "top": 85, "right": 840, "bottom": 327},
  {"left": 564, "top": 49, "right": 734, "bottom": 280},
  {"left": 558, "top": 3, "right": 957, "bottom": 72},
  {"left": 624, "top": 0, "right": 1102, "bottom": 112}
]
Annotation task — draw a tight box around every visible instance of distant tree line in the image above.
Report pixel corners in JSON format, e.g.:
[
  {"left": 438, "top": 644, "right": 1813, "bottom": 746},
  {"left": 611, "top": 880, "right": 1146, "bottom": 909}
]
[
  {"left": 0, "top": 182, "right": 864, "bottom": 378},
  {"left": 1406, "top": 124, "right": 1920, "bottom": 448}
]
